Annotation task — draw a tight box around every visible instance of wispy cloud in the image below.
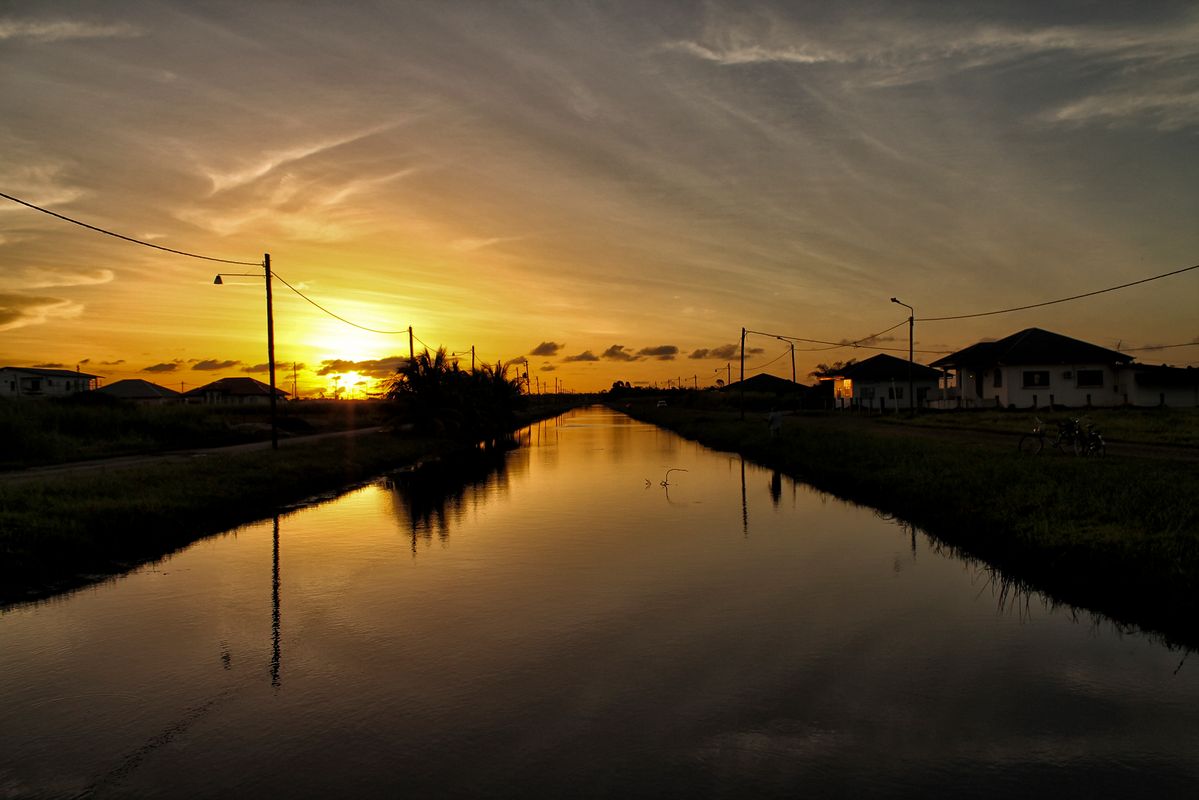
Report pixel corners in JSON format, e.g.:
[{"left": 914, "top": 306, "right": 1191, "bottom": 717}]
[
  {"left": 0, "top": 19, "right": 142, "bottom": 42},
  {"left": 563, "top": 350, "right": 600, "bottom": 362},
  {"left": 243, "top": 361, "right": 304, "bottom": 374},
  {"left": 0, "top": 293, "right": 82, "bottom": 331},
  {"left": 143, "top": 362, "right": 179, "bottom": 373},
  {"left": 689, "top": 344, "right": 740, "bottom": 360},
  {"left": 316, "top": 356, "right": 408, "bottom": 378},
  {"left": 12, "top": 267, "right": 115, "bottom": 290}
]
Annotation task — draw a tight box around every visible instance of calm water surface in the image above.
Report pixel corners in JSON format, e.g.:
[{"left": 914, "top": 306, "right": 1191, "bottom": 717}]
[{"left": 2, "top": 407, "right": 1197, "bottom": 798}]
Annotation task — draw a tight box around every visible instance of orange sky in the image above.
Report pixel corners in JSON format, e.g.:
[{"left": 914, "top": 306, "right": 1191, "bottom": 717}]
[{"left": 2, "top": 2, "right": 1197, "bottom": 394}]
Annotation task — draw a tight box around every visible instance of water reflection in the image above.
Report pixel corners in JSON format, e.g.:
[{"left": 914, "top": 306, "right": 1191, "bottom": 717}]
[
  {"left": 382, "top": 436, "right": 521, "bottom": 553},
  {"left": 270, "top": 514, "right": 281, "bottom": 688}
]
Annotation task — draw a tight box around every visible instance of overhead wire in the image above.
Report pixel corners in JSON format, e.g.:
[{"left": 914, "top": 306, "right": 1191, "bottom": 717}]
[
  {"left": 0, "top": 190, "right": 261, "bottom": 266},
  {"left": 918, "top": 262, "right": 1199, "bottom": 322},
  {"left": 270, "top": 273, "right": 410, "bottom": 335}
]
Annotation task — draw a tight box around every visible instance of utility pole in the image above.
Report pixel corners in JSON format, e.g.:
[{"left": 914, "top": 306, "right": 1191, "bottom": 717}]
[
  {"left": 693, "top": 375, "right": 697, "bottom": 389},
  {"left": 471, "top": 345, "right": 475, "bottom": 373},
  {"left": 408, "top": 326, "right": 414, "bottom": 361},
  {"left": 891, "top": 297, "right": 915, "bottom": 413},
  {"left": 740, "top": 327, "right": 746, "bottom": 420},
  {"left": 264, "top": 254, "right": 278, "bottom": 449}
]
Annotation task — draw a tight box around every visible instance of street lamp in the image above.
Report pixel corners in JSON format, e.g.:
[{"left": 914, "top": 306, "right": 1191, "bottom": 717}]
[
  {"left": 891, "top": 297, "right": 915, "bottom": 413},
  {"left": 215, "top": 253, "right": 278, "bottom": 449}
]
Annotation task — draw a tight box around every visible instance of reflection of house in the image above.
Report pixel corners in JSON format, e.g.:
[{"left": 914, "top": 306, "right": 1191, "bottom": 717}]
[
  {"left": 184, "top": 377, "right": 288, "bottom": 405},
  {"left": 829, "top": 354, "right": 941, "bottom": 411},
  {"left": 96, "top": 379, "right": 182, "bottom": 404},
  {"left": 930, "top": 328, "right": 1134, "bottom": 409},
  {"left": 0, "top": 366, "right": 100, "bottom": 398}
]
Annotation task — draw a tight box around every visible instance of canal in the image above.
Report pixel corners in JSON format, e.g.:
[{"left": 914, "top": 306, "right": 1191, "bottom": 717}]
[{"left": 2, "top": 406, "right": 1197, "bottom": 797}]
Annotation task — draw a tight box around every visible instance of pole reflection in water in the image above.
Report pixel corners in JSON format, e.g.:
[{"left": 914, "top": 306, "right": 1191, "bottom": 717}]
[{"left": 270, "top": 514, "right": 281, "bottom": 688}]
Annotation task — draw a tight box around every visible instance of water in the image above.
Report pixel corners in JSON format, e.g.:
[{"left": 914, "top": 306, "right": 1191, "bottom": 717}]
[{"left": 2, "top": 406, "right": 1197, "bottom": 798}]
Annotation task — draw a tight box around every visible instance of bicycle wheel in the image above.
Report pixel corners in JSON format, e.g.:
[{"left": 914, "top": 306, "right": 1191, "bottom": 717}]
[{"left": 1018, "top": 434, "right": 1043, "bottom": 455}]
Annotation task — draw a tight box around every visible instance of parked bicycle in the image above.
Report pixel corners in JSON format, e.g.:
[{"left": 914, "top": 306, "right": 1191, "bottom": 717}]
[
  {"left": 1077, "top": 418, "right": 1106, "bottom": 457},
  {"left": 1018, "top": 417, "right": 1083, "bottom": 456}
]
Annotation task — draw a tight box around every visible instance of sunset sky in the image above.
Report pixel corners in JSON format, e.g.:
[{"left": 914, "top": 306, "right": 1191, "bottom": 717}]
[{"left": 2, "top": 1, "right": 1197, "bottom": 394}]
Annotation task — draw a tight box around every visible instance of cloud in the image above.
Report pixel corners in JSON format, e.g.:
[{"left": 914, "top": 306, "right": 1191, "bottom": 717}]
[
  {"left": 100, "top": 359, "right": 126, "bottom": 365},
  {"left": 748, "top": 346, "right": 765, "bottom": 355},
  {"left": 12, "top": 267, "right": 114, "bottom": 291},
  {"left": 32, "top": 362, "right": 65, "bottom": 368},
  {"left": 192, "top": 359, "right": 241, "bottom": 371},
  {"left": 530, "top": 341, "right": 564, "bottom": 356},
  {"left": 143, "top": 362, "right": 179, "bottom": 374},
  {"left": 638, "top": 345, "right": 679, "bottom": 361},
  {"left": 0, "top": 293, "right": 82, "bottom": 331},
  {"left": 563, "top": 350, "right": 600, "bottom": 362},
  {"left": 540, "top": 363, "right": 557, "bottom": 372},
  {"left": 316, "top": 356, "right": 408, "bottom": 378},
  {"left": 602, "top": 345, "right": 641, "bottom": 362},
  {"left": 689, "top": 344, "right": 740, "bottom": 360},
  {"left": 0, "top": 20, "right": 143, "bottom": 42},
  {"left": 243, "top": 361, "right": 305, "bottom": 374}
]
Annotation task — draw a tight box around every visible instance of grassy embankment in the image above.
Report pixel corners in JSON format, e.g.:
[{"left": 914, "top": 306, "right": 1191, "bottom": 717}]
[
  {"left": 617, "top": 399, "right": 1199, "bottom": 646},
  {"left": 0, "top": 398, "right": 582, "bottom": 604}
]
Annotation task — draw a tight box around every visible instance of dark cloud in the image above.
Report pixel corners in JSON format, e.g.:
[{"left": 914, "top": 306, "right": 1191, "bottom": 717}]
[
  {"left": 563, "top": 350, "right": 600, "bottom": 362},
  {"left": 192, "top": 359, "right": 241, "bottom": 371},
  {"left": 540, "top": 363, "right": 557, "bottom": 372},
  {"left": 530, "top": 341, "right": 563, "bottom": 356},
  {"left": 748, "top": 346, "right": 765, "bottom": 355},
  {"left": 316, "top": 356, "right": 408, "bottom": 378},
  {"left": 243, "top": 361, "right": 305, "bottom": 374},
  {"left": 143, "top": 362, "right": 178, "bottom": 373},
  {"left": 32, "top": 362, "right": 66, "bottom": 368},
  {"left": 637, "top": 345, "right": 679, "bottom": 361},
  {"left": 688, "top": 343, "right": 742, "bottom": 360},
  {"left": 602, "top": 345, "right": 640, "bottom": 362},
  {"left": 79, "top": 358, "right": 91, "bottom": 364},
  {"left": 100, "top": 359, "right": 126, "bottom": 365}
]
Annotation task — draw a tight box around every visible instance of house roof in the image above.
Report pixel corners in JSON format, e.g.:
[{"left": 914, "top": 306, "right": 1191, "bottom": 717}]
[
  {"left": 1, "top": 366, "right": 101, "bottom": 379},
  {"left": 96, "top": 379, "right": 181, "bottom": 399},
  {"left": 184, "top": 377, "right": 288, "bottom": 397},
  {"left": 930, "top": 328, "right": 1132, "bottom": 369},
  {"left": 835, "top": 353, "right": 942, "bottom": 382},
  {"left": 723, "top": 373, "right": 807, "bottom": 393}
]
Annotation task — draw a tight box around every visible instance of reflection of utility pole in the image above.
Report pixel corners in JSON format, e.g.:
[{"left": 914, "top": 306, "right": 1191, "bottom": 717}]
[
  {"left": 740, "top": 457, "right": 748, "bottom": 535},
  {"left": 270, "top": 514, "right": 281, "bottom": 688}
]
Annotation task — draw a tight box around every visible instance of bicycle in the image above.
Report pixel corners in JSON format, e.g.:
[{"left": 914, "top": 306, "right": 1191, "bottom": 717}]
[
  {"left": 1078, "top": 418, "right": 1106, "bottom": 457},
  {"left": 1018, "top": 417, "right": 1082, "bottom": 456}
]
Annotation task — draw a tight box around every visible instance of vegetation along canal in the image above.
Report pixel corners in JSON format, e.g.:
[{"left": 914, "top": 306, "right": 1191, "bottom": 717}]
[{"left": 3, "top": 406, "right": 1197, "bottom": 797}]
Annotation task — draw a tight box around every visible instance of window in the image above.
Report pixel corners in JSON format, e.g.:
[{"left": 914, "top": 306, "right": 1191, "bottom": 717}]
[
  {"left": 992, "top": 369, "right": 1003, "bottom": 388},
  {"left": 1077, "top": 369, "right": 1103, "bottom": 388},
  {"left": 1022, "top": 371, "right": 1049, "bottom": 388}
]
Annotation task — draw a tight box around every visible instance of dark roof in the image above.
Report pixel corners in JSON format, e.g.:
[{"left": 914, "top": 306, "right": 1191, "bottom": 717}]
[
  {"left": 930, "top": 328, "right": 1132, "bottom": 369},
  {"left": 724, "top": 373, "right": 807, "bottom": 393},
  {"left": 184, "top": 377, "right": 288, "bottom": 397},
  {"left": 1, "top": 366, "right": 101, "bottom": 379},
  {"left": 96, "top": 379, "right": 181, "bottom": 399},
  {"left": 836, "top": 353, "right": 942, "bottom": 382}
]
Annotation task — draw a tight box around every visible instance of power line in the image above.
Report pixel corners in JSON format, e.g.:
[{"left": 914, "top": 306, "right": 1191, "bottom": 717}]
[
  {"left": 0, "top": 190, "right": 260, "bottom": 266},
  {"left": 1121, "top": 341, "right": 1199, "bottom": 352},
  {"left": 745, "top": 324, "right": 948, "bottom": 355},
  {"left": 919, "top": 262, "right": 1199, "bottom": 322},
  {"left": 270, "top": 273, "right": 411, "bottom": 335},
  {"left": 745, "top": 346, "right": 793, "bottom": 373}
]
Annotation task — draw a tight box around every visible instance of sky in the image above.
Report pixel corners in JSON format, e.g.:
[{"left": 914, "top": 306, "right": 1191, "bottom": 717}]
[{"left": 2, "top": 0, "right": 1197, "bottom": 395}]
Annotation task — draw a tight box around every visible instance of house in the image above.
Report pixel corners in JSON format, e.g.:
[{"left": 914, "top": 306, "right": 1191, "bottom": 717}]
[
  {"left": 184, "top": 377, "right": 288, "bottom": 405},
  {"left": 0, "top": 366, "right": 100, "bottom": 398},
  {"left": 1121, "top": 364, "right": 1199, "bottom": 408},
  {"left": 95, "top": 379, "right": 182, "bottom": 404},
  {"left": 930, "top": 328, "right": 1133, "bottom": 409},
  {"left": 828, "top": 353, "right": 942, "bottom": 411}
]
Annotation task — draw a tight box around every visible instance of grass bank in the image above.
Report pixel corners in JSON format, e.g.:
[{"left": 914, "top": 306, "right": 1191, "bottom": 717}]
[
  {"left": 616, "top": 402, "right": 1199, "bottom": 648},
  {"left": 0, "top": 401, "right": 581, "bottom": 605}
]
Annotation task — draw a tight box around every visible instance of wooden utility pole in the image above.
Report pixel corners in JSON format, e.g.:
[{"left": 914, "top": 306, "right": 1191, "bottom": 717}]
[
  {"left": 408, "top": 326, "right": 414, "bottom": 360},
  {"left": 471, "top": 345, "right": 475, "bottom": 372},
  {"left": 264, "top": 253, "right": 278, "bottom": 450}
]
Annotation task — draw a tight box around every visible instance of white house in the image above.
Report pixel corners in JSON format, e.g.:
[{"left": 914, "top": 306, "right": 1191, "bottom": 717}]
[
  {"left": 0, "top": 366, "right": 100, "bottom": 398},
  {"left": 930, "top": 328, "right": 1139, "bottom": 409},
  {"left": 829, "top": 353, "right": 943, "bottom": 411}
]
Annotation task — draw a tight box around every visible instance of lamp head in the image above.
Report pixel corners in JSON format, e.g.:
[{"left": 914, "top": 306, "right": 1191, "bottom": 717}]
[
  {"left": 213, "top": 275, "right": 224, "bottom": 285},
  {"left": 890, "top": 296, "right": 899, "bottom": 304}
]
